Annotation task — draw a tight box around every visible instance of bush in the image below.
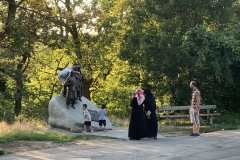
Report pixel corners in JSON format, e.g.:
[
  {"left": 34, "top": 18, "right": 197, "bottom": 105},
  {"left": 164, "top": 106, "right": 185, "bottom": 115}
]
[{"left": 0, "top": 148, "right": 5, "bottom": 155}]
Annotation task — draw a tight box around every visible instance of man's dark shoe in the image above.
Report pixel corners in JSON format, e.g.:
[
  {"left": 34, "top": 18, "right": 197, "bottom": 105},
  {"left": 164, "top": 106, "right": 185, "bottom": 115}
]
[
  {"left": 195, "top": 133, "right": 200, "bottom": 136},
  {"left": 189, "top": 133, "right": 195, "bottom": 136}
]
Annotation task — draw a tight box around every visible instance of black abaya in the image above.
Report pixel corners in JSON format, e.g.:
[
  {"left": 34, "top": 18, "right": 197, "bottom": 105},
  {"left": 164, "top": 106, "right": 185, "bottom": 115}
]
[
  {"left": 128, "top": 97, "right": 148, "bottom": 140},
  {"left": 143, "top": 89, "right": 158, "bottom": 138}
]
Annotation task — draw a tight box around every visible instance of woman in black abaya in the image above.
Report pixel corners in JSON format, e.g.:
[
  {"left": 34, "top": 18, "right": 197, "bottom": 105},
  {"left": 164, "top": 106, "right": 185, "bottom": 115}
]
[
  {"left": 143, "top": 88, "right": 158, "bottom": 139},
  {"left": 128, "top": 89, "right": 148, "bottom": 140}
]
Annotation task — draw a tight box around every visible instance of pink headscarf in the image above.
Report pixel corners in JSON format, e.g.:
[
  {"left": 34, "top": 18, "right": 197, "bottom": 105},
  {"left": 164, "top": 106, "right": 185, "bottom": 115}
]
[{"left": 135, "top": 88, "right": 145, "bottom": 105}]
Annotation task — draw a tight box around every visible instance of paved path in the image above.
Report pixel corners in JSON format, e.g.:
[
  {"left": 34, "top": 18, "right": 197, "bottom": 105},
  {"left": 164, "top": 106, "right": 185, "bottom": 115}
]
[{"left": 1, "top": 127, "right": 240, "bottom": 160}]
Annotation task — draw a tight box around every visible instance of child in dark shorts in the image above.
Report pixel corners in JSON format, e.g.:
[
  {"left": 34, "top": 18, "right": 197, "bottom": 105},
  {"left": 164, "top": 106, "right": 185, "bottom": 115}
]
[
  {"left": 82, "top": 104, "right": 93, "bottom": 133},
  {"left": 98, "top": 104, "right": 107, "bottom": 132}
]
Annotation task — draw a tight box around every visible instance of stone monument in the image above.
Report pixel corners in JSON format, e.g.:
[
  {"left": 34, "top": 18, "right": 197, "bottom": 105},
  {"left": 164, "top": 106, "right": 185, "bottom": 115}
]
[{"left": 48, "top": 95, "right": 112, "bottom": 132}]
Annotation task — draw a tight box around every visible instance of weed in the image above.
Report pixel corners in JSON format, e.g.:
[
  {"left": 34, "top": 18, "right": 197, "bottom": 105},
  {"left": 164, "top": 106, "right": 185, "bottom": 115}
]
[{"left": 0, "top": 148, "right": 5, "bottom": 155}]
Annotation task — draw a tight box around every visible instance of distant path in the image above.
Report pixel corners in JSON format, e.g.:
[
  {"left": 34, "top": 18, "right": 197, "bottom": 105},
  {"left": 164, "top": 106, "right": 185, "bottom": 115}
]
[
  {"left": 43, "top": 126, "right": 165, "bottom": 139},
  {"left": 1, "top": 128, "right": 240, "bottom": 160}
]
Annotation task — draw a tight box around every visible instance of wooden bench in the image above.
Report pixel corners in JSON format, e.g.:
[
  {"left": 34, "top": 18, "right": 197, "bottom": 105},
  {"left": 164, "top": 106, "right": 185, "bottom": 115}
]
[{"left": 159, "top": 105, "right": 220, "bottom": 125}]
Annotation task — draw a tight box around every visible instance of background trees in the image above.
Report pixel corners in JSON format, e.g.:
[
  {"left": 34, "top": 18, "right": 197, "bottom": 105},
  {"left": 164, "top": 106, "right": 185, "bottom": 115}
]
[
  {"left": 0, "top": 0, "right": 240, "bottom": 123},
  {"left": 119, "top": 0, "right": 240, "bottom": 110}
]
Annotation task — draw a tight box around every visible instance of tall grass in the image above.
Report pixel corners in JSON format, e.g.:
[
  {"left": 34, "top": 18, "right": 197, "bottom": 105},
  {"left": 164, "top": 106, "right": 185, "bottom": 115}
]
[
  {"left": 108, "top": 115, "right": 129, "bottom": 128},
  {"left": 0, "top": 121, "right": 92, "bottom": 144},
  {"left": 0, "top": 121, "right": 43, "bottom": 137},
  {"left": 0, "top": 120, "right": 98, "bottom": 155}
]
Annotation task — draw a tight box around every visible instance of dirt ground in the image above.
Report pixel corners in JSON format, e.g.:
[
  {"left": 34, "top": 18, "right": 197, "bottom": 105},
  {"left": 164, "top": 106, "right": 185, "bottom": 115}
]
[
  {"left": 0, "top": 130, "right": 189, "bottom": 154},
  {"left": 0, "top": 136, "right": 105, "bottom": 154},
  {"left": 0, "top": 141, "right": 65, "bottom": 154}
]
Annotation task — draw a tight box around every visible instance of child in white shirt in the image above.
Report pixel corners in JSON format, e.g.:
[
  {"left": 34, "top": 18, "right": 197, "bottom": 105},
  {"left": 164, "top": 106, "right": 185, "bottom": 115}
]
[{"left": 82, "top": 104, "right": 93, "bottom": 133}]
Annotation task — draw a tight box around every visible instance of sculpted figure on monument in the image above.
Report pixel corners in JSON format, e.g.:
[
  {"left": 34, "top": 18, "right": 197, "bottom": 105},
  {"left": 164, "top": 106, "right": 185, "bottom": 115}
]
[{"left": 64, "top": 65, "right": 84, "bottom": 109}]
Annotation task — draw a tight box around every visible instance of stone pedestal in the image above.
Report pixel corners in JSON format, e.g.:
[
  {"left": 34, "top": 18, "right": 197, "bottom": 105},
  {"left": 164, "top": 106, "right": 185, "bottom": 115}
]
[{"left": 48, "top": 95, "right": 112, "bottom": 132}]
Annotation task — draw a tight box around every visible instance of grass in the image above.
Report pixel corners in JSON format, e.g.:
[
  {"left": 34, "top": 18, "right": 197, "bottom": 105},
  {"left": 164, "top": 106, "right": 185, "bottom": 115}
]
[
  {"left": 0, "top": 148, "right": 4, "bottom": 155},
  {"left": 158, "top": 114, "right": 239, "bottom": 135},
  {"left": 108, "top": 115, "right": 129, "bottom": 128},
  {"left": 158, "top": 123, "right": 238, "bottom": 134},
  {"left": 0, "top": 131, "right": 91, "bottom": 143},
  {"left": 0, "top": 120, "right": 102, "bottom": 155},
  {"left": 0, "top": 121, "right": 88, "bottom": 143},
  {"left": 108, "top": 114, "right": 240, "bottom": 135}
]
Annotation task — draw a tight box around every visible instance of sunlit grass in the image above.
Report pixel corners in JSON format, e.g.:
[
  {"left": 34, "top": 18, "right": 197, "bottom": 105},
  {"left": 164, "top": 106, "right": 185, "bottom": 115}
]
[
  {"left": 108, "top": 115, "right": 129, "bottom": 128},
  {"left": 0, "top": 120, "right": 44, "bottom": 137},
  {"left": 0, "top": 121, "right": 96, "bottom": 144},
  {"left": 108, "top": 114, "right": 239, "bottom": 135},
  {"left": 0, "top": 120, "right": 102, "bottom": 155}
]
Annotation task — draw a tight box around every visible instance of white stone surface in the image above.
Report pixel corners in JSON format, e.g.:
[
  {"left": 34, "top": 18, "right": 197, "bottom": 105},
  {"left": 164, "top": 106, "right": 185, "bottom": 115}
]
[{"left": 48, "top": 95, "right": 112, "bottom": 132}]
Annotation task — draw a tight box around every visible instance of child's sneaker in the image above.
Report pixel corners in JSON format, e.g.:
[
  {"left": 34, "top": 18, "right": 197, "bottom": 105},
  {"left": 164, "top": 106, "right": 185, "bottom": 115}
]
[
  {"left": 82, "top": 130, "right": 87, "bottom": 133},
  {"left": 91, "top": 130, "right": 94, "bottom": 133},
  {"left": 104, "top": 130, "right": 107, "bottom": 132}
]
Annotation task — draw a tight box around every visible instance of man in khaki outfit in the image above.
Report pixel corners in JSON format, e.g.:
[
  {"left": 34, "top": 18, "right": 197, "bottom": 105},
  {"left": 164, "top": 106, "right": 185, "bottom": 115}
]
[{"left": 189, "top": 81, "right": 201, "bottom": 136}]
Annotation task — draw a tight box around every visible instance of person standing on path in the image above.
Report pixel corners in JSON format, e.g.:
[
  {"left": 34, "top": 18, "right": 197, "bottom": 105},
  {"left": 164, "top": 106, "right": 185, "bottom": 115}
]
[
  {"left": 82, "top": 104, "right": 94, "bottom": 133},
  {"left": 189, "top": 81, "right": 201, "bottom": 136},
  {"left": 143, "top": 88, "right": 158, "bottom": 139},
  {"left": 98, "top": 103, "right": 107, "bottom": 132},
  {"left": 128, "top": 89, "right": 148, "bottom": 140}
]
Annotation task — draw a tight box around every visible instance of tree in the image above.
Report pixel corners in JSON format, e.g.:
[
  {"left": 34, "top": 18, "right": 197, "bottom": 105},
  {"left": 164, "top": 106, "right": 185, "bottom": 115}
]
[{"left": 118, "top": 0, "right": 240, "bottom": 110}]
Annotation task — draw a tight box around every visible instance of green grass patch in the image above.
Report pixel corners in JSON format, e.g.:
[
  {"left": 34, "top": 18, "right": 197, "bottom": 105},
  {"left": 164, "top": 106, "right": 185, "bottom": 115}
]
[
  {"left": 158, "top": 123, "right": 238, "bottom": 134},
  {"left": 158, "top": 124, "right": 192, "bottom": 133},
  {"left": 0, "top": 131, "right": 96, "bottom": 144},
  {"left": 108, "top": 115, "right": 129, "bottom": 128},
  {"left": 0, "top": 121, "right": 106, "bottom": 145},
  {"left": 0, "top": 147, "right": 5, "bottom": 155},
  {"left": 201, "top": 123, "right": 238, "bottom": 133},
  {"left": 157, "top": 112, "right": 240, "bottom": 134}
]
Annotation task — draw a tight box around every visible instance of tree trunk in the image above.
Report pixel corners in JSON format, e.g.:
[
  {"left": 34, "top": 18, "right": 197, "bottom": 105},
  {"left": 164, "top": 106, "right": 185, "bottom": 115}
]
[
  {"left": 65, "top": 0, "right": 82, "bottom": 59},
  {"left": 14, "top": 70, "right": 23, "bottom": 116},
  {"left": 14, "top": 55, "right": 28, "bottom": 116},
  {"left": 0, "top": 0, "right": 17, "bottom": 39}
]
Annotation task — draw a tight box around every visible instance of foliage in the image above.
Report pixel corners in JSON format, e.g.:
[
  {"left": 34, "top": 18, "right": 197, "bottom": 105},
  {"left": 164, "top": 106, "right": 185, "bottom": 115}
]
[
  {"left": 0, "top": 0, "right": 240, "bottom": 122},
  {"left": 181, "top": 25, "right": 240, "bottom": 112},
  {"left": 23, "top": 47, "right": 77, "bottom": 121},
  {"left": 118, "top": 0, "right": 240, "bottom": 111}
]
